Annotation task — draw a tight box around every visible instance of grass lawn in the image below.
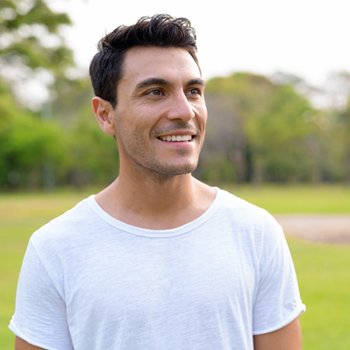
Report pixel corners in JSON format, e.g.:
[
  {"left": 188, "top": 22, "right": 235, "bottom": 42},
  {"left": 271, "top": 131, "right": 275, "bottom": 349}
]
[
  {"left": 224, "top": 183, "right": 350, "bottom": 214},
  {"left": 0, "top": 191, "right": 89, "bottom": 349},
  {"left": 0, "top": 185, "right": 349, "bottom": 349},
  {"left": 289, "top": 239, "right": 350, "bottom": 349}
]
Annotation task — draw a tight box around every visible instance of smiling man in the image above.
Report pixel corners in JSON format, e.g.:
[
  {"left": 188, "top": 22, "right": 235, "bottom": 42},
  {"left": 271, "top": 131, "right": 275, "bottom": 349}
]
[{"left": 10, "top": 14, "right": 305, "bottom": 350}]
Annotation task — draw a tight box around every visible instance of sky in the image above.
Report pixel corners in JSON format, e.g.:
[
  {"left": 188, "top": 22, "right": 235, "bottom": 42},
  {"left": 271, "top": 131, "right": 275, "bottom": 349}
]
[{"left": 50, "top": 0, "right": 350, "bottom": 88}]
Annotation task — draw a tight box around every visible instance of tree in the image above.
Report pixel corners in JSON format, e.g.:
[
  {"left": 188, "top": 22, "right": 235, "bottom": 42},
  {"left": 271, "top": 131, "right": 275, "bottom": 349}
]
[
  {"left": 202, "top": 72, "right": 322, "bottom": 183},
  {"left": 0, "top": 0, "right": 74, "bottom": 189},
  {"left": 334, "top": 96, "right": 350, "bottom": 182},
  {"left": 0, "top": 0, "right": 73, "bottom": 107},
  {"left": 0, "top": 79, "right": 68, "bottom": 188}
]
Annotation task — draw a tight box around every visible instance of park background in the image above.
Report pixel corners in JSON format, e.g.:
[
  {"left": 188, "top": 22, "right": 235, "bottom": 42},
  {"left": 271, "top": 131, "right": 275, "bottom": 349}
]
[{"left": 1, "top": 0, "right": 350, "bottom": 348}]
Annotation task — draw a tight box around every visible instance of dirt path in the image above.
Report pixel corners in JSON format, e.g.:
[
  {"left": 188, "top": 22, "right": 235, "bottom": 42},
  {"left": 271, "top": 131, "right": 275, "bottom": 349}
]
[{"left": 275, "top": 215, "right": 350, "bottom": 244}]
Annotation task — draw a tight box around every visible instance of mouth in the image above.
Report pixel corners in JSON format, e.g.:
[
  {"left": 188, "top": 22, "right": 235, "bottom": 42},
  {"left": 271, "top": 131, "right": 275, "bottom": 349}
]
[{"left": 158, "top": 134, "right": 194, "bottom": 142}]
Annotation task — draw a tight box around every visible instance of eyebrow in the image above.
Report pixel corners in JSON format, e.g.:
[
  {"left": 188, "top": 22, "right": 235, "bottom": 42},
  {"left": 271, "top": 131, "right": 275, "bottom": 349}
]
[
  {"left": 135, "top": 78, "right": 168, "bottom": 90},
  {"left": 188, "top": 78, "right": 205, "bottom": 87},
  {"left": 135, "top": 77, "right": 205, "bottom": 91}
]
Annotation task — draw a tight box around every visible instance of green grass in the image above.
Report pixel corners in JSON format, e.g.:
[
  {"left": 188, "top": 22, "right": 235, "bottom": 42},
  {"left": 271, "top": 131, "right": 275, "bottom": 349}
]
[
  {"left": 224, "top": 184, "right": 350, "bottom": 214},
  {"left": 289, "top": 239, "right": 350, "bottom": 349},
  {"left": 0, "top": 191, "right": 89, "bottom": 349},
  {"left": 0, "top": 185, "right": 349, "bottom": 348}
]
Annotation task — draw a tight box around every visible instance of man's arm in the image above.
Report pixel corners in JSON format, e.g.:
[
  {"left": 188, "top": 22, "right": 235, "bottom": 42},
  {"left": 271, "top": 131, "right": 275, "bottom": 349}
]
[
  {"left": 15, "top": 337, "right": 44, "bottom": 350},
  {"left": 253, "top": 318, "right": 302, "bottom": 350}
]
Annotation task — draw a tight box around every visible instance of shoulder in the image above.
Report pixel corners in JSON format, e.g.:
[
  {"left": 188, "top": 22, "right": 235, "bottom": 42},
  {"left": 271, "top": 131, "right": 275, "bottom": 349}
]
[
  {"left": 29, "top": 196, "right": 98, "bottom": 251},
  {"left": 216, "top": 188, "right": 278, "bottom": 224},
  {"left": 214, "top": 187, "right": 284, "bottom": 245}
]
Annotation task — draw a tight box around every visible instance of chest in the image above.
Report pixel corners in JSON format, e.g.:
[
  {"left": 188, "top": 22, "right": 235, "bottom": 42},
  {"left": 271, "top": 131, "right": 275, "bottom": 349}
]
[{"left": 64, "top": 231, "right": 257, "bottom": 324}]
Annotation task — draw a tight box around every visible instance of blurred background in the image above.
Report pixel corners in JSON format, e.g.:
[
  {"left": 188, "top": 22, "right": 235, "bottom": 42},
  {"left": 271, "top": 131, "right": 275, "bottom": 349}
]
[
  {"left": 1, "top": 0, "right": 350, "bottom": 190},
  {"left": 1, "top": 1, "right": 350, "bottom": 349}
]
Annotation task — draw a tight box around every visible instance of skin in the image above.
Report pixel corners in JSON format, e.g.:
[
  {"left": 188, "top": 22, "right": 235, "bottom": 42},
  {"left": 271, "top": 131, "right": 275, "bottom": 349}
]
[
  {"left": 254, "top": 318, "right": 302, "bottom": 350},
  {"left": 15, "top": 337, "right": 43, "bottom": 350},
  {"left": 92, "top": 46, "right": 215, "bottom": 229},
  {"left": 15, "top": 46, "right": 302, "bottom": 349}
]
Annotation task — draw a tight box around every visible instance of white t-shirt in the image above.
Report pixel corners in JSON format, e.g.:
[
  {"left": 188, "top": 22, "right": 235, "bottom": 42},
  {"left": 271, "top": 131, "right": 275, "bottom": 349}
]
[{"left": 9, "top": 188, "right": 305, "bottom": 350}]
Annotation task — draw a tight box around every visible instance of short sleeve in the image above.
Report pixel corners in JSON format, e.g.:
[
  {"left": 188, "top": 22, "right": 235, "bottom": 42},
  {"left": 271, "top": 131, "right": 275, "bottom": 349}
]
[
  {"left": 9, "top": 241, "right": 73, "bottom": 350},
  {"left": 252, "top": 219, "right": 305, "bottom": 335}
]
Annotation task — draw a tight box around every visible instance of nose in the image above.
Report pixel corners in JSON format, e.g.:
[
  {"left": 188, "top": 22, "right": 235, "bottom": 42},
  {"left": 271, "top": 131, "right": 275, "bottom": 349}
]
[{"left": 166, "top": 92, "right": 195, "bottom": 121}]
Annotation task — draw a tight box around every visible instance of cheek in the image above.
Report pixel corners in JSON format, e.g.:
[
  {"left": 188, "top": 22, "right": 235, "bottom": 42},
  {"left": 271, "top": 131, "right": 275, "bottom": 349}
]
[
  {"left": 117, "top": 119, "right": 150, "bottom": 148},
  {"left": 198, "top": 107, "right": 208, "bottom": 128}
]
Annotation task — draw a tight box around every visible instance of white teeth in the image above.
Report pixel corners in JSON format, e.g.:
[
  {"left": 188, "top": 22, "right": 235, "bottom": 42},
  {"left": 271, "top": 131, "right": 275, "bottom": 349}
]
[{"left": 161, "top": 135, "right": 192, "bottom": 142}]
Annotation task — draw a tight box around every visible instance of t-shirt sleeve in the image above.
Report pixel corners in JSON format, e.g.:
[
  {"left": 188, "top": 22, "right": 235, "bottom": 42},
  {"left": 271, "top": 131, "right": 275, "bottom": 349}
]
[
  {"left": 9, "top": 240, "right": 73, "bottom": 350},
  {"left": 252, "top": 216, "right": 305, "bottom": 335}
]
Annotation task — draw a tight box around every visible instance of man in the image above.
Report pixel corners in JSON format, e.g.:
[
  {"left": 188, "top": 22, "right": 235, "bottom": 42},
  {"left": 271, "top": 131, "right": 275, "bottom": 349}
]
[{"left": 10, "top": 14, "right": 305, "bottom": 349}]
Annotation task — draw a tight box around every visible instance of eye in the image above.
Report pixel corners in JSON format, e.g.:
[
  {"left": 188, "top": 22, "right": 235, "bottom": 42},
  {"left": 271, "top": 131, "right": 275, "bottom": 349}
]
[
  {"left": 146, "top": 89, "right": 165, "bottom": 96},
  {"left": 186, "top": 87, "right": 202, "bottom": 98}
]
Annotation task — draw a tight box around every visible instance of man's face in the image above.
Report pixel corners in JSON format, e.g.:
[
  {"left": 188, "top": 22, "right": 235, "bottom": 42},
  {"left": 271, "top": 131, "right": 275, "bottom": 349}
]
[{"left": 112, "top": 46, "right": 207, "bottom": 178}]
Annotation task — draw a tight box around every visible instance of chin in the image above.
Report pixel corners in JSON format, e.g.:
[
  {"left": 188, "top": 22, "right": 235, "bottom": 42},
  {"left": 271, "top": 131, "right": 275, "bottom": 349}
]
[{"left": 152, "top": 162, "right": 198, "bottom": 178}]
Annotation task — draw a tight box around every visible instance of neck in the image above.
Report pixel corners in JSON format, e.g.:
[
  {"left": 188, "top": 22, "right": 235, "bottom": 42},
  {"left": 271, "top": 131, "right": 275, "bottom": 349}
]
[{"left": 96, "top": 170, "right": 215, "bottom": 229}]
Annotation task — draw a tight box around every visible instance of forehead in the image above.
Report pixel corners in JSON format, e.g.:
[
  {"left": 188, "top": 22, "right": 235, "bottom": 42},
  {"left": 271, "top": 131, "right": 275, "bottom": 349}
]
[{"left": 120, "top": 46, "right": 202, "bottom": 86}]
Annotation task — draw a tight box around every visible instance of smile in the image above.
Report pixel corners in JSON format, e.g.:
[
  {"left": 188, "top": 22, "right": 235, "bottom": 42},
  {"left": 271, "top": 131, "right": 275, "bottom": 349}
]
[{"left": 159, "top": 135, "right": 193, "bottom": 142}]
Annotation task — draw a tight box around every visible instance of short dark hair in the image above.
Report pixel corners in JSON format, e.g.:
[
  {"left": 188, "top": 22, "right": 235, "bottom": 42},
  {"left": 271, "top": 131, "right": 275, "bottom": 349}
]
[{"left": 89, "top": 14, "right": 199, "bottom": 108}]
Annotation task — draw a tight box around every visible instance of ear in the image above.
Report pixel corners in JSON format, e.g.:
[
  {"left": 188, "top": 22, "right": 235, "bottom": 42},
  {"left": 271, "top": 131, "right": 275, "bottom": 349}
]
[{"left": 91, "top": 96, "right": 116, "bottom": 135}]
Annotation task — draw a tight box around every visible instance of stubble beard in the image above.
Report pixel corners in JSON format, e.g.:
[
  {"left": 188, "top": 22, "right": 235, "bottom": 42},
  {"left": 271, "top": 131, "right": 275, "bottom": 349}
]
[
  {"left": 131, "top": 152, "right": 199, "bottom": 181},
  {"left": 119, "top": 139, "right": 201, "bottom": 181},
  {"left": 116, "top": 122, "right": 204, "bottom": 181}
]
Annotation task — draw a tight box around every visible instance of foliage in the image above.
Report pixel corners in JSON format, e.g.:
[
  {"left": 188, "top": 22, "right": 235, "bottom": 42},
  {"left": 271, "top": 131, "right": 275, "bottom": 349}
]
[
  {"left": 65, "top": 112, "right": 119, "bottom": 187},
  {"left": 0, "top": 0, "right": 73, "bottom": 74},
  {"left": 334, "top": 97, "right": 350, "bottom": 181},
  {"left": 203, "top": 72, "right": 328, "bottom": 183},
  {"left": 0, "top": 79, "right": 68, "bottom": 188},
  {"left": 1, "top": 3, "right": 350, "bottom": 188},
  {"left": 0, "top": 74, "right": 118, "bottom": 189},
  {"left": 49, "top": 77, "right": 119, "bottom": 187}
]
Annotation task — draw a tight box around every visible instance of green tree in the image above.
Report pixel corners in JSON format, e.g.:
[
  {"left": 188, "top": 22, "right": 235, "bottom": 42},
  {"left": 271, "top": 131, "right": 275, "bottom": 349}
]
[
  {"left": 0, "top": 0, "right": 74, "bottom": 189},
  {"left": 0, "top": 79, "right": 68, "bottom": 188},
  {"left": 48, "top": 76, "right": 119, "bottom": 187},
  {"left": 0, "top": 0, "right": 74, "bottom": 110},
  {"left": 203, "top": 72, "right": 321, "bottom": 183},
  {"left": 0, "top": 0, "right": 72, "bottom": 77},
  {"left": 66, "top": 112, "right": 119, "bottom": 187},
  {"left": 334, "top": 96, "right": 350, "bottom": 182}
]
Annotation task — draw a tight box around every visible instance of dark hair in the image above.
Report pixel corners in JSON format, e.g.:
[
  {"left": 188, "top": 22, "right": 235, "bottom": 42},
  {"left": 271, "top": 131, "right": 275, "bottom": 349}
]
[{"left": 89, "top": 14, "right": 199, "bottom": 108}]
